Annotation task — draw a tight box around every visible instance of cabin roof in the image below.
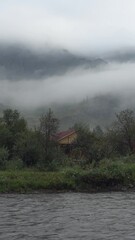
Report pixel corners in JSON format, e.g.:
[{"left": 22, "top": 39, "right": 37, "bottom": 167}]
[{"left": 54, "top": 129, "right": 76, "bottom": 141}]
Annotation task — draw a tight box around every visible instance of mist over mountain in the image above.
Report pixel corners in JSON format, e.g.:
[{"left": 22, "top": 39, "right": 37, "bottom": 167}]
[
  {"left": 1, "top": 42, "right": 135, "bottom": 82},
  {"left": 49, "top": 94, "right": 122, "bottom": 129},
  {"left": 0, "top": 41, "right": 135, "bottom": 110},
  {"left": 0, "top": 94, "right": 122, "bottom": 128},
  {"left": 1, "top": 43, "right": 135, "bottom": 81},
  {"left": 1, "top": 0, "right": 135, "bottom": 128},
  {"left": 1, "top": 93, "right": 135, "bottom": 130},
  {"left": 107, "top": 49, "right": 135, "bottom": 63},
  {"left": 0, "top": 43, "right": 107, "bottom": 81}
]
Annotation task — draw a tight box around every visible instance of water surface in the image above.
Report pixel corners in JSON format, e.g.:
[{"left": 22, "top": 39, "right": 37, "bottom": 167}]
[{"left": 0, "top": 192, "right": 135, "bottom": 239}]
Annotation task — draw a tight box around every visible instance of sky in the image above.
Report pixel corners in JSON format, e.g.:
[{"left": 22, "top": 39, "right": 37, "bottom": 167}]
[
  {"left": 1, "top": 0, "right": 135, "bottom": 53},
  {"left": 0, "top": 0, "right": 135, "bottom": 108}
]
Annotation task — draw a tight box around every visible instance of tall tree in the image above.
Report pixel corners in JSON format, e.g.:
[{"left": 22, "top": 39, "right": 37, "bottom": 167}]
[
  {"left": 74, "top": 123, "right": 96, "bottom": 162},
  {"left": 0, "top": 109, "right": 27, "bottom": 158},
  {"left": 2, "top": 109, "right": 27, "bottom": 134},
  {"left": 111, "top": 109, "right": 135, "bottom": 154},
  {"left": 39, "top": 109, "right": 59, "bottom": 161}
]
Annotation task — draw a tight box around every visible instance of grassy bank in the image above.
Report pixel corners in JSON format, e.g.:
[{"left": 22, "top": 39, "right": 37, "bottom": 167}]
[
  {"left": 1, "top": 156, "right": 135, "bottom": 193},
  {"left": 0, "top": 170, "right": 76, "bottom": 193}
]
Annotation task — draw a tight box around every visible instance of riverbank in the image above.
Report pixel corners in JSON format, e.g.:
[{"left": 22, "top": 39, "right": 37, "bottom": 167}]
[{"left": 1, "top": 159, "right": 135, "bottom": 193}]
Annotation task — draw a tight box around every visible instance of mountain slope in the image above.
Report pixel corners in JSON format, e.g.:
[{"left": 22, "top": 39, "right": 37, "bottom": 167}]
[{"left": 0, "top": 44, "right": 106, "bottom": 81}]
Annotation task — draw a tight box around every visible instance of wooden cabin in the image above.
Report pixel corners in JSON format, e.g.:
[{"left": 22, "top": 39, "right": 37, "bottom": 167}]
[
  {"left": 55, "top": 129, "right": 77, "bottom": 145},
  {"left": 53, "top": 129, "right": 77, "bottom": 154}
]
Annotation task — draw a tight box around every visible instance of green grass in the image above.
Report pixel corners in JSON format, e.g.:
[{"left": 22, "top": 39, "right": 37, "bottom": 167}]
[
  {"left": 1, "top": 157, "right": 135, "bottom": 193},
  {"left": 0, "top": 170, "right": 77, "bottom": 193}
]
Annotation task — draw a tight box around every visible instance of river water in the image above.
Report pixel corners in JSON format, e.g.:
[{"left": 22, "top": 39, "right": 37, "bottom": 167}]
[{"left": 0, "top": 192, "right": 135, "bottom": 239}]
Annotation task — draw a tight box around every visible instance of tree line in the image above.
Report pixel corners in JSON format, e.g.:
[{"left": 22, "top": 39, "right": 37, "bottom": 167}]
[
  {"left": 0, "top": 108, "right": 135, "bottom": 170},
  {"left": 0, "top": 108, "right": 60, "bottom": 169}
]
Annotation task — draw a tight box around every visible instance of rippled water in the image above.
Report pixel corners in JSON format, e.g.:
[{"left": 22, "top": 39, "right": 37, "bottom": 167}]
[{"left": 0, "top": 192, "right": 135, "bottom": 239}]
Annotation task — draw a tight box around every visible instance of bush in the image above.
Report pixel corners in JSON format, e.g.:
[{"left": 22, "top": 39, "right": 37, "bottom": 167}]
[
  {"left": 15, "top": 131, "right": 44, "bottom": 167},
  {"left": 5, "top": 158, "right": 23, "bottom": 170},
  {"left": 0, "top": 147, "right": 9, "bottom": 169}
]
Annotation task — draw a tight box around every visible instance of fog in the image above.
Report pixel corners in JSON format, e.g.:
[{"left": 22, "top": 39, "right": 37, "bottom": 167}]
[
  {"left": 1, "top": 0, "right": 135, "bottom": 53},
  {"left": 0, "top": 0, "right": 135, "bottom": 109},
  {"left": 0, "top": 62, "right": 135, "bottom": 108}
]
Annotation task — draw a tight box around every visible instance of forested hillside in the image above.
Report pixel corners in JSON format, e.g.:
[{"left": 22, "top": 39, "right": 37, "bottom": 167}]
[
  {"left": 1, "top": 90, "right": 135, "bottom": 130},
  {"left": 0, "top": 44, "right": 106, "bottom": 81},
  {"left": 0, "top": 94, "right": 124, "bottom": 129}
]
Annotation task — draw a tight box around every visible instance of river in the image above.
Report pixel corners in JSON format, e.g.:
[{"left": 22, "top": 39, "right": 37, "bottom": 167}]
[{"left": 0, "top": 192, "right": 135, "bottom": 239}]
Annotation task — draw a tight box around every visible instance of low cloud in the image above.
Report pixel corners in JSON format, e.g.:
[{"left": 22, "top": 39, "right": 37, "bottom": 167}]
[
  {"left": 0, "top": 0, "right": 135, "bottom": 53},
  {"left": 1, "top": 62, "right": 135, "bottom": 109},
  {"left": 0, "top": 1, "right": 135, "bottom": 109}
]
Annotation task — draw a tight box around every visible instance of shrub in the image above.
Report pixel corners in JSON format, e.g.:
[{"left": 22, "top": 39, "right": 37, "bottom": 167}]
[
  {"left": 0, "top": 147, "right": 9, "bottom": 169},
  {"left": 5, "top": 158, "right": 23, "bottom": 170}
]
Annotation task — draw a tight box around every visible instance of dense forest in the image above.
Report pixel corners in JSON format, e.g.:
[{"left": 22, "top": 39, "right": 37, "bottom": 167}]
[{"left": 0, "top": 107, "right": 135, "bottom": 171}]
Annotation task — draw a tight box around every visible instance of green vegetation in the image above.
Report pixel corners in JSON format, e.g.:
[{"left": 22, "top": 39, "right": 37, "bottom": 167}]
[
  {"left": 1, "top": 157, "right": 135, "bottom": 193},
  {"left": 76, "top": 157, "right": 135, "bottom": 191},
  {"left": 0, "top": 107, "right": 135, "bottom": 192},
  {"left": 0, "top": 170, "right": 75, "bottom": 193}
]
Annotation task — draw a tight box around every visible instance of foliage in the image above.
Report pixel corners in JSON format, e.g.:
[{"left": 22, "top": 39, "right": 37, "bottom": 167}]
[
  {"left": 0, "top": 170, "right": 76, "bottom": 193},
  {"left": 0, "top": 147, "right": 9, "bottom": 169},
  {"left": 1, "top": 107, "right": 135, "bottom": 192},
  {"left": 1, "top": 107, "right": 135, "bottom": 178},
  {"left": 2, "top": 109, "right": 27, "bottom": 134},
  {"left": 15, "top": 130, "right": 44, "bottom": 167},
  {"left": 110, "top": 109, "right": 135, "bottom": 154},
  {"left": 39, "top": 108, "right": 59, "bottom": 139},
  {"left": 0, "top": 108, "right": 62, "bottom": 169},
  {"left": 75, "top": 159, "right": 135, "bottom": 190},
  {"left": 5, "top": 158, "right": 23, "bottom": 170},
  {"left": 39, "top": 108, "right": 59, "bottom": 164},
  {"left": 0, "top": 109, "right": 27, "bottom": 159},
  {"left": 0, "top": 157, "right": 135, "bottom": 192},
  {"left": 0, "top": 124, "right": 13, "bottom": 151},
  {"left": 73, "top": 123, "right": 105, "bottom": 163},
  {"left": 73, "top": 123, "right": 95, "bottom": 162}
]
